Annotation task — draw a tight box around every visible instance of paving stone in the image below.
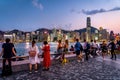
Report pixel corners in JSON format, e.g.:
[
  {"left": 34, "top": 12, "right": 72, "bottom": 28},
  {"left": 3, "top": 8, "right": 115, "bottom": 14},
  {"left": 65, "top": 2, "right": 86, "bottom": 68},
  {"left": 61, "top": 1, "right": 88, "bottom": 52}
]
[{"left": 1, "top": 56, "right": 120, "bottom": 80}]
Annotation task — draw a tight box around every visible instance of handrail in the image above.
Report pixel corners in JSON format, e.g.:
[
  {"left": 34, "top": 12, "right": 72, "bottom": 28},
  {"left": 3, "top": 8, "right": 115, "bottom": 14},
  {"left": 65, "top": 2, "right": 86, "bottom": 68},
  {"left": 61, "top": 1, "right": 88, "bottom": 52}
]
[{"left": 0, "top": 51, "right": 75, "bottom": 60}]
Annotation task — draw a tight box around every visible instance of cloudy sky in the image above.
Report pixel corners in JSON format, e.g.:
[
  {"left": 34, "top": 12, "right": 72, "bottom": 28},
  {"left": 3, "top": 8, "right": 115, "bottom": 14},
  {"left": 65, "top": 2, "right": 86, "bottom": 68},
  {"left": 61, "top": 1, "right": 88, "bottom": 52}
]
[{"left": 0, "top": 0, "right": 120, "bottom": 33}]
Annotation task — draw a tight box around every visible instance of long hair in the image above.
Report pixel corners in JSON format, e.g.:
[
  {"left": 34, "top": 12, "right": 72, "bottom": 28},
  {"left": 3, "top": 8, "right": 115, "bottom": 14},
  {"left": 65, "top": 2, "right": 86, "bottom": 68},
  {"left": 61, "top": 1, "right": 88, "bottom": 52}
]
[
  {"left": 43, "top": 41, "right": 48, "bottom": 45},
  {"left": 65, "top": 40, "right": 69, "bottom": 45},
  {"left": 32, "top": 40, "right": 36, "bottom": 47}
]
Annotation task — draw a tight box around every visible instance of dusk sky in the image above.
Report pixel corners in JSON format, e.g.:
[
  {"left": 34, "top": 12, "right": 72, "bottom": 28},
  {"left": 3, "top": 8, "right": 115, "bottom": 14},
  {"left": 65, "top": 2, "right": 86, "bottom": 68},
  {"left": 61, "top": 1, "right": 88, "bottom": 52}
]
[{"left": 0, "top": 0, "right": 120, "bottom": 33}]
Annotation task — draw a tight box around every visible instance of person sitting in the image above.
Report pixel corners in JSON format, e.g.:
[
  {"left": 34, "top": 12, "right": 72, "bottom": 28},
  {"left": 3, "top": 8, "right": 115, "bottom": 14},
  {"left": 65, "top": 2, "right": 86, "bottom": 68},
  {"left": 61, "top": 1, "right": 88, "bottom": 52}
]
[{"left": 70, "top": 45, "right": 74, "bottom": 51}]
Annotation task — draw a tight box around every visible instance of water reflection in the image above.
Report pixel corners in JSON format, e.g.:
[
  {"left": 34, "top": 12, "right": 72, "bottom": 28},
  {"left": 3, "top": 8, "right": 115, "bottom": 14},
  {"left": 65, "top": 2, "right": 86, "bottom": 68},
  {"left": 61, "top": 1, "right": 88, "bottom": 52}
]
[
  {"left": 0, "top": 42, "right": 75, "bottom": 56},
  {"left": 25, "top": 42, "right": 30, "bottom": 49}
]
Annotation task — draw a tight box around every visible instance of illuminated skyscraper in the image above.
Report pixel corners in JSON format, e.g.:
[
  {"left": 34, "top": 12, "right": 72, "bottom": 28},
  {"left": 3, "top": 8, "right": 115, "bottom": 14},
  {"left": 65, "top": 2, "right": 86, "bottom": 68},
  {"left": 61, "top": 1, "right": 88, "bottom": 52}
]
[{"left": 86, "top": 17, "right": 91, "bottom": 41}]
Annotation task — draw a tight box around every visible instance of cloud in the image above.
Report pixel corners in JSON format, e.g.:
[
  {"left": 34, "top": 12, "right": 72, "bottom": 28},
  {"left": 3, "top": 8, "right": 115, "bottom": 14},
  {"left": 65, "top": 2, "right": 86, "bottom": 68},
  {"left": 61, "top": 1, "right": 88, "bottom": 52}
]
[
  {"left": 82, "top": 9, "right": 106, "bottom": 15},
  {"left": 32, "top": 0, "right": 43, "bottom": 10},
  {"left": 73, "top": 7, "right": 120, "bottom": 15},
  {"left": 109, "top": 7, "right": 120, "bottom": 11}
]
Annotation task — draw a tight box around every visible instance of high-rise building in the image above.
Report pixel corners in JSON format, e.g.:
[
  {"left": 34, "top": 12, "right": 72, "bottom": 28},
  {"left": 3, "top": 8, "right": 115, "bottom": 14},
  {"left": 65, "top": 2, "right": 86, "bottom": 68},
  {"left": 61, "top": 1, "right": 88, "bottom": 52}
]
[
  {"left": 86, "top": 17, "right": 91, "bottom": 41},
  {"left": 87, "top": 17, "right": 91, "bottom": 27}
]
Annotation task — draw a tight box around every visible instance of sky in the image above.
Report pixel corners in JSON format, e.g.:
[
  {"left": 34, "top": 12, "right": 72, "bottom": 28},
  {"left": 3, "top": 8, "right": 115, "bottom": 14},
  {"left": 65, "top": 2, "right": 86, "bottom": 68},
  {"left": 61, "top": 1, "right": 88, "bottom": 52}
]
[{"left": 0, "top": 0, "right": 120, "bottom": 33}]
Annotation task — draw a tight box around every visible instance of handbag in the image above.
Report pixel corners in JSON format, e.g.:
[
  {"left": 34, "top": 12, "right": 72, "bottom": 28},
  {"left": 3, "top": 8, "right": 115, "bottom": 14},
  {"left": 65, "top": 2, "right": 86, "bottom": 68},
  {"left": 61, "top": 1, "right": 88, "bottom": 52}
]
[
  {"left": 29, "top": 51, "right": 36, "bottom": 57},
  {"left": 29, "top": 46, "right": 36, "bottom": 57}
]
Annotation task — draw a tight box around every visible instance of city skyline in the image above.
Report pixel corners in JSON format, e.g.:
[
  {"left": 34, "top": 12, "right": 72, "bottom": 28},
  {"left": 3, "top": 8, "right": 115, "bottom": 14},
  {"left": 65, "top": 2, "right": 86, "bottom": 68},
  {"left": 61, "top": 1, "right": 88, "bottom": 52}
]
[{"left": 0, "top": 0, "right": 120, "bottom": 33}]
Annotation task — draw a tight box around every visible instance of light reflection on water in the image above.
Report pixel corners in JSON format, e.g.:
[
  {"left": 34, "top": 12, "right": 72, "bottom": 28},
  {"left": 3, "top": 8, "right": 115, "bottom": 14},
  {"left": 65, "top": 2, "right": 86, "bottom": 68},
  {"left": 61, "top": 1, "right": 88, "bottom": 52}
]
[
  {"left": 0, "top": 42, "right": 75, "bottom": 56},
  {"left": 25, "top": 42, "right": 30, "bottom": 49}
]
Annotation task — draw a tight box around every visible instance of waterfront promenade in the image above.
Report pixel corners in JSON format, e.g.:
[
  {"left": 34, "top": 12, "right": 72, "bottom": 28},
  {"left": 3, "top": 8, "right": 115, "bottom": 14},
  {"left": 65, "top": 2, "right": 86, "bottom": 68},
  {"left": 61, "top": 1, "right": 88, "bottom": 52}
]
[{"left": 1, "top": 54, "right": 120, "bottom": 80}]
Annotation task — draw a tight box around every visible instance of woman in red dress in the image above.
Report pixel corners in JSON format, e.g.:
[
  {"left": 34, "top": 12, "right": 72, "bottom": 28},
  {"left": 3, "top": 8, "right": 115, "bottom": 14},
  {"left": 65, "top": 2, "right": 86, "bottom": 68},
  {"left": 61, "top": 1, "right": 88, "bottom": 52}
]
[{"left": 42, "top": 41, "right": 51, "bottom": 71}]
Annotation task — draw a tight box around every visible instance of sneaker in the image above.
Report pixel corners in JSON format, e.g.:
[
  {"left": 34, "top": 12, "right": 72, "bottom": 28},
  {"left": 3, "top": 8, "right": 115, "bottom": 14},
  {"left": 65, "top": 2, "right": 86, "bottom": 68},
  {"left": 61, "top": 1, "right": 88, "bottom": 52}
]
[
  {"left": 35, "top": 70, "right": 38, "bottom": 73},
  {"left": 46, "top": 68, "right": 49, "bottom": 71},
  {"left": 29, "top": 71, "right": 32, "bottom": 73},
  {"left": 81, "top": 58, "right": 84, "bottom": 62},
  {"left": 42, "top": 68, "right": 47, "bottom": 71},
  {"left": 90, "top": 55, "right": 93, "bottom": 58}
]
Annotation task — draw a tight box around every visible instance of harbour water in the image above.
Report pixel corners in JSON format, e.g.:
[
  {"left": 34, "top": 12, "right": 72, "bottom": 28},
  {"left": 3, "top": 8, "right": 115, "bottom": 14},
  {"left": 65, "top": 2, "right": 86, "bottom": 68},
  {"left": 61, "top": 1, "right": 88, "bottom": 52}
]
[{"left": 0, "top": 42, "right": 75, "bottom": 56}]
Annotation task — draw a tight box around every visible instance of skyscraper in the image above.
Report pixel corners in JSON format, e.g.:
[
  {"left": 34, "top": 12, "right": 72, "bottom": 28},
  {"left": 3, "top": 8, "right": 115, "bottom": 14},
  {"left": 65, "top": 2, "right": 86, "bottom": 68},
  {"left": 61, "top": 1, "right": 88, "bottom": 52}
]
[
  {"left": 86, "top": 17, "right": 91, "bottom": 41},
  {"left": 87, "top": 17, "right": 91, "bottom": 27}
]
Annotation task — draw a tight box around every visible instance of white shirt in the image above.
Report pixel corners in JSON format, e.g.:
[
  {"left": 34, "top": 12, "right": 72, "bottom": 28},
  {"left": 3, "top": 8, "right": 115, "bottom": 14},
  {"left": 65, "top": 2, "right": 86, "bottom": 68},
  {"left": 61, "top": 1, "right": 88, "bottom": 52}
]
[{"left": 28, "top": 45, "right": 40, "bottom": 64}]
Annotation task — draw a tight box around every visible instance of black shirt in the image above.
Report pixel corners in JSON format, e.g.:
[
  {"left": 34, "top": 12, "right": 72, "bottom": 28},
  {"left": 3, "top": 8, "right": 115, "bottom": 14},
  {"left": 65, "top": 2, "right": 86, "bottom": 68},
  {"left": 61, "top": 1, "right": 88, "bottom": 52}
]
[
  {"left": 110, "top": 42, "right": 116, "bottom": 50},
  {"left": 2, "top": 43, "right": 14, "bottom": 58}
]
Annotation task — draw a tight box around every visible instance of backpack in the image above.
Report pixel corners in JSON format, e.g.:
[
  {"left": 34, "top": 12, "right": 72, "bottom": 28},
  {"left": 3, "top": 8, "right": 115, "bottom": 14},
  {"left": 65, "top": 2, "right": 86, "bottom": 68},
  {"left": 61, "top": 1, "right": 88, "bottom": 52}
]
[
  {"left": 80, "top": 44, "right": 83, "bottom": 51},
  {"left": 86, "top": 43, "right": 90, "bottom": 50}
]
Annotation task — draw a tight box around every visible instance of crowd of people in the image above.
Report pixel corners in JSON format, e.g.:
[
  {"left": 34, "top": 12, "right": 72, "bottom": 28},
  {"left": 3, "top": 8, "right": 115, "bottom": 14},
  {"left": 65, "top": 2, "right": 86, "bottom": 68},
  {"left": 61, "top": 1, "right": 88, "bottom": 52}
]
[
  {"left": 56, "top": 38, "right": 120, "bottom": 63},
  {"left": 0, "top": 38, "right": 120, "bottom": 77},
  {"left": 0, "top": 38, "right": 51, "bottom": 76}
]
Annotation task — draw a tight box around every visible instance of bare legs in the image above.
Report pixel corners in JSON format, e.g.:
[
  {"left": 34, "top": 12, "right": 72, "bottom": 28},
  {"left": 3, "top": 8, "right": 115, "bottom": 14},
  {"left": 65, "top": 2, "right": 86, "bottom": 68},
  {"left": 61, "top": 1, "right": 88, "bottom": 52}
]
[
  {"left": 29, "top": 63, "right": 38, "bottom": 73},
  {"left": 102, "top": 52, "right": 105, "bottom": 59}
]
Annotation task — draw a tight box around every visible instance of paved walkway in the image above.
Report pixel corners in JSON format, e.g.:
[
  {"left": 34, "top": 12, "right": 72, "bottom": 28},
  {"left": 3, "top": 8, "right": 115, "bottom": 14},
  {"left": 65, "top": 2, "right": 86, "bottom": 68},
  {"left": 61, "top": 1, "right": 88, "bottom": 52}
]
[{"left": 1, "top": 55, "right": 120, "bottom": 80}]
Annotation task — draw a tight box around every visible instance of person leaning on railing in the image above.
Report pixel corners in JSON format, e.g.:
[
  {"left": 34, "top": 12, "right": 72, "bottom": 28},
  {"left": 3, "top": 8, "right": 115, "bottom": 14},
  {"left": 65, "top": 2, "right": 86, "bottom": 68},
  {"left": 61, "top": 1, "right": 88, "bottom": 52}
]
[{"left": 0, "top": 38, "right": 17, "bottom": 76}]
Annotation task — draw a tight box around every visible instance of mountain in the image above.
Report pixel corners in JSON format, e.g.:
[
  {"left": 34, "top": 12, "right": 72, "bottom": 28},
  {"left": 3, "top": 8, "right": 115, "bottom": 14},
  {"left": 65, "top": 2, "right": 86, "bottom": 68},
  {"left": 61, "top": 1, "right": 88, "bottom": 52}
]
[
  {"left": 35, "top": 28, "right": 52, "bottom": 33},
  {"left": 35, "top": 28, "right": 71, "bottom": 34},
  {"left": 0, "top": 30, "right": 4, "bottom": 35},
  {"left": 8, "top": 29, "right": 25, "bottom": 34},
  {"left": 74, "top": 26, "right": 99, "bottom": 34},
  {"left": 0, "top": 27, "right": 99, "bottom": 35}
]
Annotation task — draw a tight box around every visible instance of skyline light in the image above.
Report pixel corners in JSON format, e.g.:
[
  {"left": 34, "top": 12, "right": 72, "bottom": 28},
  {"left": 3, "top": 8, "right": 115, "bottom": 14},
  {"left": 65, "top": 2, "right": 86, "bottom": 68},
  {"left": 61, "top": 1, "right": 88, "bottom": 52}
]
[{"left": 0, "top": 0, "right": 120, "bottom": 33}]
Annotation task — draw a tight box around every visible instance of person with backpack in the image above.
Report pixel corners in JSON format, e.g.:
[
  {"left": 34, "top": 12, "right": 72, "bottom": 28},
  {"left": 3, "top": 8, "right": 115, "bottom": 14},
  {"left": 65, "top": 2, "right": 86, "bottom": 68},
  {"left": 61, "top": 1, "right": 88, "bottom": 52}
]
[
  {"left": 109, "top": 40, "right": 116, "bottom": 60},
  {"left": 83, "top": 39, "right": 90, "bottom": 61},
  {"left": 75, "top": 39, "right": 83, "bottom": 62}
]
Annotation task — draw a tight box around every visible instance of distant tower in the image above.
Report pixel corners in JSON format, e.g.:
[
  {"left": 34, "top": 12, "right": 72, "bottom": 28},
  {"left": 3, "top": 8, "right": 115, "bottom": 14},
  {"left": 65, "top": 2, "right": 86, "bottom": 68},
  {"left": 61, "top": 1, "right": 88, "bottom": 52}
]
[
  {"left": 86, "top": 17, "right": 91, "bottom": 42},
  {"left": 87, "top": 17, "right": 91, "bottom": 27}
]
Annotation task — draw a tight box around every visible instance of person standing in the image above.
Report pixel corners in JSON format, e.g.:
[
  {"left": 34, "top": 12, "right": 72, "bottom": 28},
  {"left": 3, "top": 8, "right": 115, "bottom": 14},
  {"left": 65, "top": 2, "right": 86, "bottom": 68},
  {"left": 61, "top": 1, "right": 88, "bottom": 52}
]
[
  {"left": 90, "top": 40, "right": 94, "bottom": 57},
  {"left": 75, "top": 39, "right": 83, "bottom": 62},
  {"left": 0, "top": 38, "right": 16, "bottom": 76},
  {"left": 93, "top": 40, "right": 98, "bottom": 57},
  {"left": 63, "top": 40, "right": 69, "bottom": 53},
  {"left": 62, "top": 40, "right": 69, "bottom": 60},
  {"left": 101, "top": 41, "right": 107, "bottom": 59},
  {"left": 70, "top": 45, "right": 74, "bottom": 51},
  {"left": 56, "top": 40, "right": 63, "bottom": 61},
  {"left": 83, "top": 39, "right": 90, "bottom": 61},
  {"left": 41, "top": 41, "right": 51, "bottom": 71},
  {"left": 28, "top": 40, "right": 39, "bottom": 73},
  {"left": 109, "top": 41, "right": 116, "bottom": 60}
]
